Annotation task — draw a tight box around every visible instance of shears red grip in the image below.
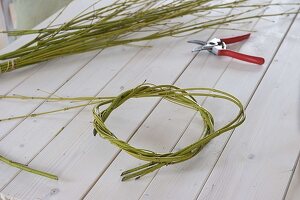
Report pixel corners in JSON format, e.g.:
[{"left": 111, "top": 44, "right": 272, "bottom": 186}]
[{"left": 188, "top": 33, "right": 265, "bottom": 65}]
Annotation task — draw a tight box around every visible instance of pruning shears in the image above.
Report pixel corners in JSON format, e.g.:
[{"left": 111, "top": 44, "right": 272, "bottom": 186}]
[{"left": 188, "top": 33, "right": 265, "bottom": 65}]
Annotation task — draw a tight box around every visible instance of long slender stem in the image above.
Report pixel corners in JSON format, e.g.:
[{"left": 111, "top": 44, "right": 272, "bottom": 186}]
[
  {"left": 0, "top": 155, "right": 58, "bottom": 180},
  {"left": 0, "top": 0, "right": 298, "bottom": 73}
]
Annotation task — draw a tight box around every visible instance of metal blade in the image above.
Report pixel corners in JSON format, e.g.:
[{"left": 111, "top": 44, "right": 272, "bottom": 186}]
[
  {"left": 187, "top": 40, "right": 207, "bottom": 46},
  {"left": 192, "top": 45, "right": 212, "bottom": 52}
]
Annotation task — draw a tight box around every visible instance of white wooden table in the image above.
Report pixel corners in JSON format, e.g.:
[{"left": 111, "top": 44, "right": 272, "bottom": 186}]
[{"left": 0, "top": 0, "right": 299, "bottom": 199}]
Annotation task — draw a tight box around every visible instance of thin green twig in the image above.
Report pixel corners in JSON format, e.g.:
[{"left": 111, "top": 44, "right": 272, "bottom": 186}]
[
  {"left": 0, "top": 0, "right": 298, "bottom": 73},
  {"left": 0, "top": 84, "right": 246, "bottom": 181}
]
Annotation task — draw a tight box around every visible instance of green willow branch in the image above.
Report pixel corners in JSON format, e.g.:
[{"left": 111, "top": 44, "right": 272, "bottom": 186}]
[
  {"left": 0, "top": 0, "right": 299, "bottom": 73},
  {"left": 0, "top": 155, "right": 58, "bottom": 180},
  {"left": 0, "top": 84, "right": 245, "bottom": 181}
]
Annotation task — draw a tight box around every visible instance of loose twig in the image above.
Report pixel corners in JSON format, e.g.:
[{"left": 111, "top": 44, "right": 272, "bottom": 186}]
[{"left": 0, "top": 84, "right": 245, "bottom": 181}]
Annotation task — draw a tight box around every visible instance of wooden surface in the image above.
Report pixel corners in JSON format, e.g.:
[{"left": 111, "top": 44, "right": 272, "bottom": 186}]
[{"left": 0, "top": 0, "right": 299, "bottom": 199}]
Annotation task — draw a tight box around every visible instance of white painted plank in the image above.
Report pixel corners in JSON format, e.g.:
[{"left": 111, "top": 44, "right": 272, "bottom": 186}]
[
  {"left": 0, "top": 20, "right": 219, "bottom": 200},
  {"left": 0, "top": 1, "right": 298, "bottom": 200},
  {"left": 196, "top": 15, "right": 300, "bottom": 200},
  {"left": 0, "top": 0, "right": 104, "bottom": 96},
  {"left": 0, "top": 1, "right": 289, "bottom": 199},
  {"left": 0, "top": 0, "right": 100, "bottom": 54},
  {"left": 0, "top": 50, "right": 100, "bottom": 137},
  {"left": 139, "top": 3, "right": 299, "bottom": 200},
  {"left": 0, "top": 0, "right": 230, "bottom": 196},
  {"left": 0, "top": 44, "right": 145, "bottom": 189},
  {"left": 0, "top": 0, "right": 117, "bottom": 138},
  {"left": 0, "top": 5, "right": 67, "bottom": 94},
  {"left": 0, "top": 0, "right": 126, "bottom": 189},
  {"left": 85, "top": 1, "right": 298, "bottom": 200},
  {"left": 0, "top": 0, "right": 164, "bottom": 190},
  {"left": 285, "top": 155, "right": 300, "bottom": 200}
]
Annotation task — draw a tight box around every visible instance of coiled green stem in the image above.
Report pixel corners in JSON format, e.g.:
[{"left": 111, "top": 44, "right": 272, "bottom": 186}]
[
  {"left": 92, "top": 84, "right": 245, "bottom": 181},
  {"left": 0, "top": 84, "right": 245, "bottom": 180}
]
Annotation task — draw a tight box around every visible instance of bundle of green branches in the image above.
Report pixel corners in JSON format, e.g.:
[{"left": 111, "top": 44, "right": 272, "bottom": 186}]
[
  {"left": 0, "top": 84, "right": 245, "bottom": 181},
  {"left": 0, "top": 0, "right": 298, "bottom": 73}
]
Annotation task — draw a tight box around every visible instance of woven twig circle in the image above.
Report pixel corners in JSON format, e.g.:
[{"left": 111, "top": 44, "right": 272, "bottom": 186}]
[{"left": 92, "top": 84, "right": 245, "bottom": 181}]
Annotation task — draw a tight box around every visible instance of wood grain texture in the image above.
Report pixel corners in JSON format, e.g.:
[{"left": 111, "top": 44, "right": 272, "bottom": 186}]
[
  {"left": 0, "top": 0, "right": 124, "bottom": 190},
  {"left": 0, "top": 0, "right": 103, "bottom": 96},
  {"left": 0, "top": 0, "right": 299, "bottom": 199},
  {"left": 0, "top": 0, "right": 113, "bottom": 139},
  {"left": 0, "top": 27, "right": 216, "bottom": 200},
  {"left": 85, "top": 1, "right": 299, "bottom": 200},
  {"left": 285, "top": 156, "right": 300, "bottom": 200},
  {"left": 0, "top": 4, "right": 216, "bottom": 198},
  {"left": 0, "top": 2, "right": 229, "bottom": 197},
  {"left": 0, "top": 4, "right": 68, "bottom": 95},
  {"left": 197, "top": 13, "right": 300, "bottom": 200}
]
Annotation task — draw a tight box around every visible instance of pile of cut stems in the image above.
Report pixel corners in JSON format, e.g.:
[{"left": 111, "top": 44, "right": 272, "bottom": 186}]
[{"left": 0, "top": 0, "right": 298, "bottom": 73}]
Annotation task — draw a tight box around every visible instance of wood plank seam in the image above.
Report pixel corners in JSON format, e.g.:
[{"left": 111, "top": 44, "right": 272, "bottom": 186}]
[
  {"left": 0, "top": 14, "right": 225, "bottom": 198},
  {"left": 80, "top": 1, "right": 296, "bottom": 198},
  {"left": 0, "top": 50, "right": 109, "bottom": 190},
  {"left": 0, "top": 43, "right": 155, "bottom": 191},
  {"left": 132, "top": 1, "right": 288, "bottom": 198},
  {"left": 0, "top": 0, "right": 104, "bottom": 96},
  {"left": 0, "top": 3, "right": 71, "bottom": 96},
  {"left": 120, "top": 1, "right": 300, "bottom": 200},
  {"left": 0, "top": 0, "right": 155, "bottom": 143},
  {"left": 70, "top": 25, "right": 220, "bottom": 199},
  {"left": 0, "top": 50, "right": 102, "bottom": 142},
  {"left": 84, "top": 8, "right": 266, "bottom": 200},
  {"left": 283, "top": 150, "right": 300, "bottom": 200},
  {"left": 194, "top": 12, "right": 300, "bottom": 200},
  {"left": 41, "top": 1, "right": 296, "bottom": 198},
  {"left": 0, "top": 1, "right": 125, "bottom": 141},
  {"left": 81, "top": 3, "right": 252, "bottom": 196},
  {"left": 0, "top": 17, "right": 213, "bottom": 194},
  {"left": 193, "top": 8, "right": 300, "bottom": 200},
  {"left": 0, "top": 3, "right": 231, "bottom": 194},
  {"left": 0, "top": 0, "right": 298, "bottom": 198}
]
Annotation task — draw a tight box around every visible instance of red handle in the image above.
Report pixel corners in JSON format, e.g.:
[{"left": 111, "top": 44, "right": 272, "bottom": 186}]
[
  {"left": 221, "top": 33, "right": 251, "bottom": 44},
  {"left": 218, "top": 49, "right": 265, "bottom": 65}
]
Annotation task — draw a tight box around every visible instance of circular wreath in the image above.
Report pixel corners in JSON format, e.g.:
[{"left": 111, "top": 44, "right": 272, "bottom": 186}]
[{"left": 92, "top": 84, "right": 245, "bottom": 181}]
